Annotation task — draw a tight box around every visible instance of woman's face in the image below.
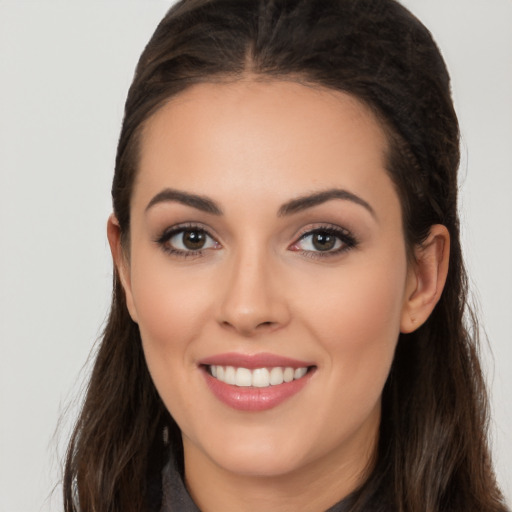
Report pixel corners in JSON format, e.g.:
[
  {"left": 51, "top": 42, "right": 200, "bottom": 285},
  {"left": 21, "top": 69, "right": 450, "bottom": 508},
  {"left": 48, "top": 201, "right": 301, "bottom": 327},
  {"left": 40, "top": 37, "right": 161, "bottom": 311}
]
[{"left": 120, "top": 81, "right": 416, "bottom": 486}]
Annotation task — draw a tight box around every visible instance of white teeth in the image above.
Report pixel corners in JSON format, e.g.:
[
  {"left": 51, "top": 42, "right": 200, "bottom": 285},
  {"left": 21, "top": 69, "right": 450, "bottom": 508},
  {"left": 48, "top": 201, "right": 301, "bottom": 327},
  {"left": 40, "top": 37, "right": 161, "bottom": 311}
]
[
  {"left": 236, "top": 367, "right": 252, "bottom": 387},
  {"left": 269, "top": 367, "right": 284, "bottom": 385},
  {"left": 209, "top": 365, "right": 309, "bottom": 388},
  {"left": 294, "top": 367, "right": 307, "bottom": 379},
  {"left": 283, "top": 367, "right": 294, "bottom": 383},
  {"left": 252, "top": 368, "right": 270, "bottom": 388},
  {"left": 225, "top": 366, "right": 236, "bottom": 385}
]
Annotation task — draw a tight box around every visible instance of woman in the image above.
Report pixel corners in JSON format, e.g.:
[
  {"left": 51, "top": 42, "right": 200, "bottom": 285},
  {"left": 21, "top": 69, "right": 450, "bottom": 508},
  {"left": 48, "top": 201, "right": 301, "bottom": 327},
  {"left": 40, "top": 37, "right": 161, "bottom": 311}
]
[{"left": 63, "top": 0, "right": 509, "bottom": 510}]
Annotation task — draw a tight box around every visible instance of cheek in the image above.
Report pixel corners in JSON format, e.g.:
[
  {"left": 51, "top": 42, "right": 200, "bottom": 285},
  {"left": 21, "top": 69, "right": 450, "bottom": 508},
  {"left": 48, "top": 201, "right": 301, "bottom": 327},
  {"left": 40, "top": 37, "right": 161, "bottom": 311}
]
[
  {"left": 302, "top": 252, "right": 408, "bottom": 393},
  {"left": 129, "top": 260, "right": 215, "bottom": 420},
  {"left": 135, "top": 282, "right": 205, "bottom": 344},
  {"left": 129, "top": 253, "right": 213, "bottom": 370}
]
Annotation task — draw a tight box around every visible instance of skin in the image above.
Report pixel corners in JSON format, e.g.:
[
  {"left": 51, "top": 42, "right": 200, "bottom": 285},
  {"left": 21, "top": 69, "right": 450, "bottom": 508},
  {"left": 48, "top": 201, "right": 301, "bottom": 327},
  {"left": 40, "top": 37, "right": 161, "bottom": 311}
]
[{"left": 108, "top": 80, "right": 449, "bottom": 512}]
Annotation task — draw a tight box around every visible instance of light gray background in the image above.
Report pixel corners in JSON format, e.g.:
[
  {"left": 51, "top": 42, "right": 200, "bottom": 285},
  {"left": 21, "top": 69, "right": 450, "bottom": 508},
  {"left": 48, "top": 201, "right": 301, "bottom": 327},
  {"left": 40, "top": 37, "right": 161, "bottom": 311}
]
[{"left": 0, "top": 1, "right": 510, "bottom": 510}]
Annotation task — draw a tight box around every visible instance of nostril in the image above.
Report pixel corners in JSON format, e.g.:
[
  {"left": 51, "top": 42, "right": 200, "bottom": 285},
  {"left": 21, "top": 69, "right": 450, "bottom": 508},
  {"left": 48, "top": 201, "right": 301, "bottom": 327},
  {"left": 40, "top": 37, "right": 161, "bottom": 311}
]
[{"left": 220, "top": 319, "right": 277, "bottom": 336}]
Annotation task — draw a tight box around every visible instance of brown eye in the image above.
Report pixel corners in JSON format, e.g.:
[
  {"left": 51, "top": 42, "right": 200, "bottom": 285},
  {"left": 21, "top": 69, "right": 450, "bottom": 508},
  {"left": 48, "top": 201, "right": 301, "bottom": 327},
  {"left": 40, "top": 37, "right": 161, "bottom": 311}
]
[
  {"left": 290, "top": 226, "right": 357, "bottom": 258},
  {"left": 297, "top": 230, "right": 343, "bottom": 252},
  {"left": 182, "top": 229, "right": 207, "bottom": 250},
  {"left": 311, "top": 232, "right": 337, "bottom": 251},
  {"left": 159, "top": 226, "right": 220, "bottom": 255}
]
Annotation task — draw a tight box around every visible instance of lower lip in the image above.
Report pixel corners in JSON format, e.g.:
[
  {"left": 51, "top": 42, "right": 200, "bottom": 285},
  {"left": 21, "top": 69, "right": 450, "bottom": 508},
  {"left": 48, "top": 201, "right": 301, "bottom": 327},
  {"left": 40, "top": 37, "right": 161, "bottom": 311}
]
[{"left": 203, "top": 368, "right": 314, "bottom": 412}]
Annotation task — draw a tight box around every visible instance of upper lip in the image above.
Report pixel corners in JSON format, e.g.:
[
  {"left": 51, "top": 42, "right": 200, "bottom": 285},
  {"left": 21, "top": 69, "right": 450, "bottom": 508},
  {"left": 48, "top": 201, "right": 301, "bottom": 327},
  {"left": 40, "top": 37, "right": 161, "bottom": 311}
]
[{"left": 198, "top": 352, "right": 315, "bottom": 369}]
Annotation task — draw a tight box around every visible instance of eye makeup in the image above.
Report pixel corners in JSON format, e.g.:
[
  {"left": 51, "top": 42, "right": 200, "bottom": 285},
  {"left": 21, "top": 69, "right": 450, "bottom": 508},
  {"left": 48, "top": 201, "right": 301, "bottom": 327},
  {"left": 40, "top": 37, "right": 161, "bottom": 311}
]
[
  {"left": 289, "top": 224, "right": 358, "bottom": 260},
  {"left": 154, "top": 221, "right": 358, "bottom": 260},
  {"left": 154, "top": 222, "right": 221, "bottom": 258}
]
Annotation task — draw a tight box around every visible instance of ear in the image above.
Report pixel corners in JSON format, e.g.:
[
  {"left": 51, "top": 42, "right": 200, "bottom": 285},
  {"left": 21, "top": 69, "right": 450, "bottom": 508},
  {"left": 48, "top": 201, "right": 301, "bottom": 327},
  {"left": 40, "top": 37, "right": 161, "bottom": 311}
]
[
  {"left": 400, "top": 225, "right": 450, "bottom": 333},
  {"left": 107, "top": 214, "right": 138, "bottom": 323}
]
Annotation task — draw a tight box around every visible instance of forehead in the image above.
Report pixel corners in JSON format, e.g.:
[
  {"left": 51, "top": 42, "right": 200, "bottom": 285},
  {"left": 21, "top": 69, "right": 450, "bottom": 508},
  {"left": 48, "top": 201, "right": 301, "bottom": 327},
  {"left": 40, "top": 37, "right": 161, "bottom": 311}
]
[{"left": 134, "top": 80, "right": 398, "bottom": 218}]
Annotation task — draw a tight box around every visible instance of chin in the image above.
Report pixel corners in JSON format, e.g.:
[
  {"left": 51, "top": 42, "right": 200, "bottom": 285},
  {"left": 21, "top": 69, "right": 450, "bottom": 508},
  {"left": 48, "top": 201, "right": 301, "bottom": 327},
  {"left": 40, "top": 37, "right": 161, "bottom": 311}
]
[
  {"left": 183, "top": 422, "right": 329, "bottom": 480},
  {"left": 208, "top": 445, "right": 309, "bottom": 478}
]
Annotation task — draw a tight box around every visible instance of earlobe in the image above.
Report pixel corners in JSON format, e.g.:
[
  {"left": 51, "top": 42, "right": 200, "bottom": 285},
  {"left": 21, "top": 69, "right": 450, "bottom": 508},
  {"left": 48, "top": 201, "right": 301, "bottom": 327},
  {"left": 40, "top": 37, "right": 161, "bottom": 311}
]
[
  {"left": 106, "top": 214, "right": 138, "bottom": 323},
  {"left": 400, "top": 225, "right": 450, "bottom": 333}
]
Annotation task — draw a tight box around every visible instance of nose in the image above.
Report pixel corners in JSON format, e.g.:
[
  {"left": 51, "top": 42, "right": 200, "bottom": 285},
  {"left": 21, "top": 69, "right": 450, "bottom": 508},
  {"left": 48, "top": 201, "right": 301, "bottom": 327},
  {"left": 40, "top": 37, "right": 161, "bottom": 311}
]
[{"left": 216, "top": 248, "right": 291, "bottom": 337}]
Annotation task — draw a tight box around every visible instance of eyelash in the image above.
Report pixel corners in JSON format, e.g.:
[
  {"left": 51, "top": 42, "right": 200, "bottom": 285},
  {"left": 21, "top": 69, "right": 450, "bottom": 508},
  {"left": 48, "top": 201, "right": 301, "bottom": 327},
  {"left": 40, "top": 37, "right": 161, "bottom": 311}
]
[
  {"left": 155, "top": 223, "right": 219, "bottom": 258},
  {"left": 290, "top": 225, "right": 358, "bottom": 259},
  {"left": 154, "top": 223, "right": 358, "bottom": 259}
]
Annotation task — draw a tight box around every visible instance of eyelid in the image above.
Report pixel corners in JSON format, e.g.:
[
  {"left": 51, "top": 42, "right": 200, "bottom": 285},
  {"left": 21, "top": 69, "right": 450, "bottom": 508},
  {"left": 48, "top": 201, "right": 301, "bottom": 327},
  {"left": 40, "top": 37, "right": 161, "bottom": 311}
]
[
  {"left": 293, "top": 223, "right": 352, "bottom": 240},
  {"left": 155, "top": 222, "right": 216, "bottom": 241},
  {"left": 154, "top": 221, "right": 358, "bottom": 259},
  {"left": 155, "top": 222, "right": 221, "bottom": 257},
  {"left": 289, "top": 224, "right": 358, "bottom": 257}
]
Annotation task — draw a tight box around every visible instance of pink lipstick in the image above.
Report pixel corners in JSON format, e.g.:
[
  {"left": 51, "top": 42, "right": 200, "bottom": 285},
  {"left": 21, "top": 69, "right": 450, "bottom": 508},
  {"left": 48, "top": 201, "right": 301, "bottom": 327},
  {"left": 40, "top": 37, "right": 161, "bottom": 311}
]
[{"left": 199, "top": 352, "right": 315, "bottom": 411}]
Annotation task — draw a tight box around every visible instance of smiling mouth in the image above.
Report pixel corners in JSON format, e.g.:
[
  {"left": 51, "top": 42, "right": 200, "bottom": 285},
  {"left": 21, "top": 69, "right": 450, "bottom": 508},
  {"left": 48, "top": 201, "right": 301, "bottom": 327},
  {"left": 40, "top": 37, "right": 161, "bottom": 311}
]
[{"left": 206, "top": 365, "right": 314, "bottom": 388}]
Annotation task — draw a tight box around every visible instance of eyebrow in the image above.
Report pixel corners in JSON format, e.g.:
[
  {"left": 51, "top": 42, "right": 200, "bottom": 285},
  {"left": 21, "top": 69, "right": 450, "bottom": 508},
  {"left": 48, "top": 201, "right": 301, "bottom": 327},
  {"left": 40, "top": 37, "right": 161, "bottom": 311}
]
[
  {"left": 145, "top": 187, "right": 375, "bottom": 219},
  {"left": 278, "top": 188, "right": 376, "bottom": 218},
  {"left": 145, "top": 188, "right": 223, "bottom": 215}
]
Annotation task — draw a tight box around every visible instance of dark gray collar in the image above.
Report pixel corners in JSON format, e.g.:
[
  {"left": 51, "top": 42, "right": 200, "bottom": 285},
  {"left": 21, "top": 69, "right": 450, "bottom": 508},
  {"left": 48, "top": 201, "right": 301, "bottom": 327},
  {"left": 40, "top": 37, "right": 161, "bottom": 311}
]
[{"left": 160, "top": 456, "right": 200, "bottom": 512}]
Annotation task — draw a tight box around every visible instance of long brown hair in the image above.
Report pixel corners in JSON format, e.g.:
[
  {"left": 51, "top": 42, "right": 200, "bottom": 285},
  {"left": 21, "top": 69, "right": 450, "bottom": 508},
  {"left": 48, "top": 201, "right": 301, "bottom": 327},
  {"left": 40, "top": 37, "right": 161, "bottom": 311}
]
[{"left": 64, "top": 1, "right": 509, "bottom": 510}]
